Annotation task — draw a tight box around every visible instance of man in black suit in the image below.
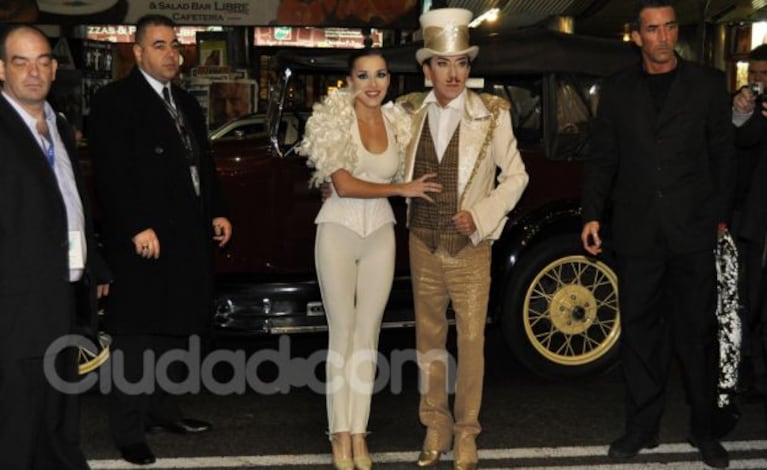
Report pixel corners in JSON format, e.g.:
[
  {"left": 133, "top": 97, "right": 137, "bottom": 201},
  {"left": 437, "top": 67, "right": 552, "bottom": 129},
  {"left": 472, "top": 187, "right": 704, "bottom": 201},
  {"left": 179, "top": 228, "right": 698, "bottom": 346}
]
[
  {"left": 0, "top": 25, "right": 110, "bottom": 469},
  {"left": 731, "top": 45, "right": 767, "bottom": 396},
  {"left": 89, "top": 15, "right": 231, "bottom": 465},
  {"left": 580, "top": 1, "right": 734, "bottom": 468}
]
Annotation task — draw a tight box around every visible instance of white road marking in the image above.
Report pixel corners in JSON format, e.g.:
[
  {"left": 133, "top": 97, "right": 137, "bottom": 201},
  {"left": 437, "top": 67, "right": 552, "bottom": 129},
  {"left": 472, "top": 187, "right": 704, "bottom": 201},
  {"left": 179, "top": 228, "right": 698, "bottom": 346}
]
[
  {"left": 88, "top": 440, "right": 767, "bottom": 469},
  {"left": 486, "top": 462, "right": 767, "bottom": 470}
]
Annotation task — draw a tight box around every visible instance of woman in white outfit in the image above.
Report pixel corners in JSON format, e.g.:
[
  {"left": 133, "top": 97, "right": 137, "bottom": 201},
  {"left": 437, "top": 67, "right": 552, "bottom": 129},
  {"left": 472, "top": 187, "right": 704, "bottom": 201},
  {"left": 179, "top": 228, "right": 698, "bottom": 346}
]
[{"left": 298, "top": 49, "right": 441, "bottom": 470}]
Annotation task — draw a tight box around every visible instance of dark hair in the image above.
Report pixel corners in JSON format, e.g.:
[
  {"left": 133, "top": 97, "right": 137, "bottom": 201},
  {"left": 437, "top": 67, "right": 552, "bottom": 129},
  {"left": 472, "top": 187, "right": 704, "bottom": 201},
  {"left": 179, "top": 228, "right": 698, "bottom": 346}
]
[
  {"left": 347, "top": 48, "right": 387, "bottom": 73},
  {"left": 134, "top": 14, "right": 176, "bottom": 45},
  {"left": 749, "top": 44, "right": 767, "bottom": 62},
  {"left": 0, "top": 24, "right": 49, "bottom": 62},
  {"left": 631, "top": 0, "right": 676, "bottom": 31}
]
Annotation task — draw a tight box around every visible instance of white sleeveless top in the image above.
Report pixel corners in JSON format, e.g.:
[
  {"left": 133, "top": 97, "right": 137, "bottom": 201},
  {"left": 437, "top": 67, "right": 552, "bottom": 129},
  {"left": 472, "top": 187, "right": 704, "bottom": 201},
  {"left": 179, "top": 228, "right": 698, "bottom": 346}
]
[{"left": 314, "top": 116, "right": 400, "bottom": 237}]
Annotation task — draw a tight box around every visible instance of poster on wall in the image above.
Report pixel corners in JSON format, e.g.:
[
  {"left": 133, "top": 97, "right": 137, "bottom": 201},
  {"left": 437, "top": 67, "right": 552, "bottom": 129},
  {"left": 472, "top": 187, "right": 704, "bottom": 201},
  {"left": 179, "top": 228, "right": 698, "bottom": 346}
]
[
  {"left": 197, "top": 32, "right": 228, "bottom": 67},
  {"left": 207, "top": 80, "right": 258, "bottom": 130},
  {"left": 186, "top": 80, "right": 211, "bottom": 126},
  {"left": 0, "top": 0, "right": 419, "bottom": 28}
]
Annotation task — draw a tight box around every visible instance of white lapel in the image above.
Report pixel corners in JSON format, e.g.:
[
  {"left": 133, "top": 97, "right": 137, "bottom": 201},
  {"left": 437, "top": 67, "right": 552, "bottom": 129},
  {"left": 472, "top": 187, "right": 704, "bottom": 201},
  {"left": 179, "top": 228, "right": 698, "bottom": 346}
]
[
  {"left": 405, "top": 106, "right": 430, "bottom": 181},
  {"left": 457, "top": 91, "right": 492, "bottom": 196}
]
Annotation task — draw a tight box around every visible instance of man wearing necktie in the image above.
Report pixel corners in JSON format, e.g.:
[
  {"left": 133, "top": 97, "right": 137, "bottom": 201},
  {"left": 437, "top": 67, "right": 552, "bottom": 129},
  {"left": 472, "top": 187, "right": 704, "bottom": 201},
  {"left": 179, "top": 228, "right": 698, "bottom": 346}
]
[
  {"left": 0, "top": 25, "right": 111, "bottom": 469},
  {"left": 89, "top": 14, "right": 231, "bottom": 465}
]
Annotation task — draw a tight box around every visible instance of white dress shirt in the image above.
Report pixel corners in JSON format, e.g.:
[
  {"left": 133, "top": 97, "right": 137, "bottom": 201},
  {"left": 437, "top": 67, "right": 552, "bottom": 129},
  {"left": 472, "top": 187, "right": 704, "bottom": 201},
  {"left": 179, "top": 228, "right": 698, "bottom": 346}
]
[
  {"left": 732, "top": 108, "right": 752, "bottom": 127},
  {"left": 3, "top": 92, "right": 86, "bottom": 281},
  {"left": 139, "top": 69, "right": 172, "bottom": 104},
  {"left": 424, "top": 89, "right": 466, "bottom": 162}
]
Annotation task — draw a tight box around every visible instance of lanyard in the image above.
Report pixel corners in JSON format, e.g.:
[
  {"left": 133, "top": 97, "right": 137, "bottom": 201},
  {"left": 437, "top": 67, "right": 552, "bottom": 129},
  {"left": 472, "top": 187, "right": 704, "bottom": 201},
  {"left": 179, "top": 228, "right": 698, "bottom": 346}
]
[
  {"left": 160, "top": 91, "right": 196, "bottom": 164},
  {"left": 40, "top": 134, "right": 55, "bottom": 167}
]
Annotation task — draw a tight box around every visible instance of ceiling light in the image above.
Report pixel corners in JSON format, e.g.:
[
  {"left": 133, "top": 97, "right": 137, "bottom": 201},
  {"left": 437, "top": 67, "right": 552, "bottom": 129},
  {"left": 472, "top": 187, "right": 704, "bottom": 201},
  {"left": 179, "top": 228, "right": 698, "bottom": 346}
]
[{"left": 469, "top": 8, "right": 500, "bottom": 28}]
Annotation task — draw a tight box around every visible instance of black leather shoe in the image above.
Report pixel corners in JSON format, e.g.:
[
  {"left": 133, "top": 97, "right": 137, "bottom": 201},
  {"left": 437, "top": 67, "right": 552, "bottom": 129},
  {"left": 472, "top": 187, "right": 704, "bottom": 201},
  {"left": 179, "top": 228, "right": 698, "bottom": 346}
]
[
  {"left": 146, "top": 418, "right": 212, "bottom": 434},
  {"left": 119, "top": 442, "right": 155, "bottom": 465},
  {"left": 607, "top": 429, "right": 659, "bottom": 458},
  {"left": 689, "top": 437, "right": 729, "bottom": 468}
]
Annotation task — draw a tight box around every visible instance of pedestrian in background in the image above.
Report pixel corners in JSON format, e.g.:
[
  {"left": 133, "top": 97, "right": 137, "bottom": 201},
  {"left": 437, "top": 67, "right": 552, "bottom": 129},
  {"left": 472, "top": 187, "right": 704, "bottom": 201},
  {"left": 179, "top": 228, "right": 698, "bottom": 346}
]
[{"left": 730, "top": 44, "right": 767, "bottom": 398}]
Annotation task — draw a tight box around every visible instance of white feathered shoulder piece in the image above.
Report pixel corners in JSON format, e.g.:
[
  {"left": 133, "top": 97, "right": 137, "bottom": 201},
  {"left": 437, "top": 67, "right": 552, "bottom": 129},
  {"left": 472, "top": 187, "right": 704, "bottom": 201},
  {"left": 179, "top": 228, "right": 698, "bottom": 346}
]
[
  {"left": 297, "top": 89, "right": 357, "bottom": 188},
  {"left": 297, "top": 89, "right": 412, "bottom": 187}
]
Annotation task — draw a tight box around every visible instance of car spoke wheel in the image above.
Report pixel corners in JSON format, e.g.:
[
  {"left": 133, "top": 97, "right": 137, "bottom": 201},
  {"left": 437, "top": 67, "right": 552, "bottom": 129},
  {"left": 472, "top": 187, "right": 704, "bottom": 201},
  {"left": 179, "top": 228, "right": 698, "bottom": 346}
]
[
  {"left": 502, "top": 234, "right": 621, "bottom": 379},
  {"left": 523, "top": 255, "right": 619, "bottom": 366}
]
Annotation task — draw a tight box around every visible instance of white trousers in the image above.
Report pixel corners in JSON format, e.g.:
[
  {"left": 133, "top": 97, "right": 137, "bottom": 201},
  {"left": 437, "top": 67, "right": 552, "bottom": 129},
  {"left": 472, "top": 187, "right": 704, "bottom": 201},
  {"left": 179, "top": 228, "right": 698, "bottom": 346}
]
[{"left": 315, "top": 222, "right": 395, "bottom": 434}]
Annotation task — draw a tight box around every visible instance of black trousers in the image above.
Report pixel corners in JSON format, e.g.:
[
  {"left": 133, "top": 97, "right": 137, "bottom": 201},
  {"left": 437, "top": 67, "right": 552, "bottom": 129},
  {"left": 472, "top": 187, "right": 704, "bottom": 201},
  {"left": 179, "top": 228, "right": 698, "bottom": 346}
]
[
  {"left": 616, "top": 248, "right": 719, "bottom": 440},
  {"left": 752, "top": 264, "right": 767, "bottom": 394},
  {"left": 107, "top": 334, "right": 187, "bottom": 447},
  {"left": 0, "top": 348, "right": 89, "bottom": 470},
  {"left": 736, "top": 237, "right": 766, "bottom": 357}
]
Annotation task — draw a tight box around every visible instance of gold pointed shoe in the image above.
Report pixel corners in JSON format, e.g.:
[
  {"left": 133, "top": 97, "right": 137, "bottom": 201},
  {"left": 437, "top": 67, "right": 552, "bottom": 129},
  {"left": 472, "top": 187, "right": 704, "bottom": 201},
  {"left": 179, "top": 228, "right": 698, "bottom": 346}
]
[
  {"left": 333, "top": 459, "right": 353, "bottom": 470},
  {"left": 351, "top": 432, "right": 372, "bottom": 469},
  {"left": 331, "top": 433, "right": 354, "bottom": 470},
  {"left": 353, "top": 455, "right": 372, "bottom": 470},
  {"left": 333, "top": 457, "right": 353, "bottom": 470},
  {"left": 454, "top": 462, "right": 478, "bottom": 470},
  {"left": 416, "top": 450, "right": 442, "bottom": 467}
]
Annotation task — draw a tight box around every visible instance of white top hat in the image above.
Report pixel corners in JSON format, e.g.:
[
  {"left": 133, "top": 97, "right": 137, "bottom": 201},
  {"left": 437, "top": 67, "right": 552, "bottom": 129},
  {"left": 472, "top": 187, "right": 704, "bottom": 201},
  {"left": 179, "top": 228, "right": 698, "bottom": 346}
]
[{"left": 416, "top": 8, "right": 479, "bottom": 65}]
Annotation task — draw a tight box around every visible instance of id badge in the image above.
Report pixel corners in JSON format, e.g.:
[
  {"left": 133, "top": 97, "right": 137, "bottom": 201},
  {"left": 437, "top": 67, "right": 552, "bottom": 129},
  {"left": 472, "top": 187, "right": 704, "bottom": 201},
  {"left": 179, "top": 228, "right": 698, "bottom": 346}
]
[
  {"left": 68, "top": 230, "right": 85, "bottom": 270},
  {"left": 190, "top": 165, "right": 200, "bottom": 196}
]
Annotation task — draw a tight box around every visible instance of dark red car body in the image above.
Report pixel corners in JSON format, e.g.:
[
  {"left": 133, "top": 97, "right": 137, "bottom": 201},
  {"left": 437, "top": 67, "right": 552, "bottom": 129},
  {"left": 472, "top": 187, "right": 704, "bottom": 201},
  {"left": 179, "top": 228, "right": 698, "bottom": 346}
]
[{"left": 87, "top": 29, "right": 639, "bottom": 379}]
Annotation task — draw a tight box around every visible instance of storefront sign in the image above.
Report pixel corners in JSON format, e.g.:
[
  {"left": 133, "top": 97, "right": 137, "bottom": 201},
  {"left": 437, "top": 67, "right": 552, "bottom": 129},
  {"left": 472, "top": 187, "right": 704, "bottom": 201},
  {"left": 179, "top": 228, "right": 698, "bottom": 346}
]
[
  {"left": 3, "top": 0, "right": 419, "bottom": 27},
  {"left": 86, "top": 25, "right": 220, "bottom": 44},
  {"left": 253, "top": 27, "right": 382, "bottom": 48},
  {"left": 124, "top": 0, "right": 262, "bottom": 25}
]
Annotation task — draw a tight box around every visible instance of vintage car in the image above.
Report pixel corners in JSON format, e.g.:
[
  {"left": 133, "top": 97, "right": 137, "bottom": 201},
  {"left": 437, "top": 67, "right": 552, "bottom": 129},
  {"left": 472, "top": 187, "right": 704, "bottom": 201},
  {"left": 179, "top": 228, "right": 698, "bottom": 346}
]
[{"left": 205, "top": 28, "right": 639, "bottom": 379}]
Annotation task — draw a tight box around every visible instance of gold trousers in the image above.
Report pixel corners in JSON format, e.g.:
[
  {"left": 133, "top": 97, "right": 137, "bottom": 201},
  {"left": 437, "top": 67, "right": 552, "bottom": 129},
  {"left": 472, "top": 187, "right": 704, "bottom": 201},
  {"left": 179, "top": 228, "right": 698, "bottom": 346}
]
[{"left": 409, "top": 234, "right": 491, "bottom": 449}]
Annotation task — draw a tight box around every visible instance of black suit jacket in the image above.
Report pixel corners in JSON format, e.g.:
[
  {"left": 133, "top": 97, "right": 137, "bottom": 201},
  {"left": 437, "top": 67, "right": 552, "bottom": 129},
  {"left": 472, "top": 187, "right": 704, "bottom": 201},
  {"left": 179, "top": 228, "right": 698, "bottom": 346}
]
[
  {"left": 732, "top": 114, "right": 767, "bottom": 242},
  {"left": 89, "top": 67, "right": 226, "bottom": 335},
  {"left": 0, "top": 95, "right": 109, "bottom": 358},
  {"left": 581, "top": 58, "right": 735, "bottom": 256}
]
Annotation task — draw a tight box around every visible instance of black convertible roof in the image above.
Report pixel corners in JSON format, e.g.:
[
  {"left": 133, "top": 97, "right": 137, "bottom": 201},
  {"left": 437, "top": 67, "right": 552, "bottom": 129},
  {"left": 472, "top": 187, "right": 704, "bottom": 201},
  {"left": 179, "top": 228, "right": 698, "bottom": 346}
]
[{"left": 275, "top": 28, "right": 640, "bottom": 78}]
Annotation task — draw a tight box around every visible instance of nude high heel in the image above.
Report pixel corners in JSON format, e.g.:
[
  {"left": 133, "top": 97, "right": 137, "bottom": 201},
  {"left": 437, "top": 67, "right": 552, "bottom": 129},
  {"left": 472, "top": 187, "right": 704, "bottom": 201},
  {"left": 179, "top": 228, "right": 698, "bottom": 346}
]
[
  {"left": 352, "top": 433, "right": 372, "bottom": 470},
  {"left": 331, "top": 432, "right": 353, "bottom": 470}
]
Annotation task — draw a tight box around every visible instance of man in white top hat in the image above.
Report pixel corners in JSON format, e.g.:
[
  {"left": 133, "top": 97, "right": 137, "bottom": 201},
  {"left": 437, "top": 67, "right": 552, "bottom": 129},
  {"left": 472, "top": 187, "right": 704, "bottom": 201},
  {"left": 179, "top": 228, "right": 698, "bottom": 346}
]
[{"left": 397, "top": 8, "right": 529, "bottom": 469}]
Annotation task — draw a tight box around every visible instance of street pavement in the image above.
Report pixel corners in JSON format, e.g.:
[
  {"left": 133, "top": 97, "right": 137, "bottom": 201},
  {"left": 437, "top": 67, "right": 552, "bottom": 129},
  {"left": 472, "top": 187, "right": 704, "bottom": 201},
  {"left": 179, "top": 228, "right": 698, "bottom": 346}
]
[{"left": 78, "top": 327, "right": 767, "bottom": 469}]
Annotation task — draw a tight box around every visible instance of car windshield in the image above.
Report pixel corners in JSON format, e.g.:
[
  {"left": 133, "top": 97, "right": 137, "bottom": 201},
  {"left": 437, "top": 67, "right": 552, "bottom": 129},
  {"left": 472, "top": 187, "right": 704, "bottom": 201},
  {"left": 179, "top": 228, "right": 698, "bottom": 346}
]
[{"left": 266, "top": 29, "right": 637, "bottom": 159}]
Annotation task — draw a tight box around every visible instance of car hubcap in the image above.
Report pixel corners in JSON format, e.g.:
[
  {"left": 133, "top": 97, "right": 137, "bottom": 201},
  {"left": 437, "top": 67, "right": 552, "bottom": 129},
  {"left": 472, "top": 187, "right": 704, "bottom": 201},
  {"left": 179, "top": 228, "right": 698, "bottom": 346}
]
[{"left": 523, "top": 255, "right": 620, "bottom": 366}]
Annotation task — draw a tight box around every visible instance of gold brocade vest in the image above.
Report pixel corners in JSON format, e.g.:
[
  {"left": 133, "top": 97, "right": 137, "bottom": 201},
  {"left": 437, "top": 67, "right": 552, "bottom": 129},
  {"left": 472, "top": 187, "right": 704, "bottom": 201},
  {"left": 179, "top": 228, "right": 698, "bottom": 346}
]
[{"left": 409, "top": 121, "right": 469, "bottom": 256}]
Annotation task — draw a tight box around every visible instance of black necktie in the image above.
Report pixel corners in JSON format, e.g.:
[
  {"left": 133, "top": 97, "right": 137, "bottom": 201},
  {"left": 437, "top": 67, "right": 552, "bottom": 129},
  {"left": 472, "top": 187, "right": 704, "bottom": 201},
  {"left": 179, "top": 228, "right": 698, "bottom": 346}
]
[{"left": 162, "top": 86, "right": 173, "bottom": 107}]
